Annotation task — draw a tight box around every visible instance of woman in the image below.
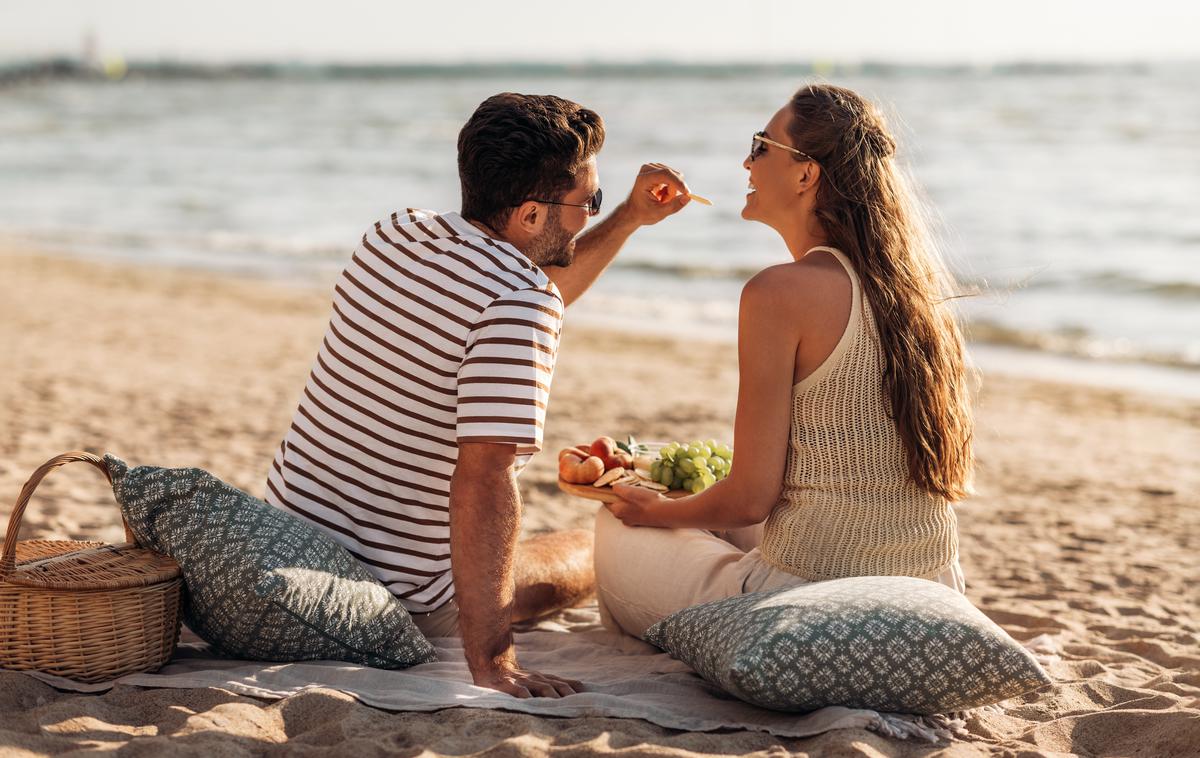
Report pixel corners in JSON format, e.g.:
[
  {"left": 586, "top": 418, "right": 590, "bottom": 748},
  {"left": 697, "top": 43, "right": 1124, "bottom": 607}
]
[{"left": 595, "top": 84, "right": 975, "bottom": 639}]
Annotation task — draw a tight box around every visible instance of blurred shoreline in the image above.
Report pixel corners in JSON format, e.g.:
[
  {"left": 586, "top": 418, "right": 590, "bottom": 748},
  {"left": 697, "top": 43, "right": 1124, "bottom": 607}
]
[{"left": 7, "top": 242, "right": 1198, "bottom": 400}]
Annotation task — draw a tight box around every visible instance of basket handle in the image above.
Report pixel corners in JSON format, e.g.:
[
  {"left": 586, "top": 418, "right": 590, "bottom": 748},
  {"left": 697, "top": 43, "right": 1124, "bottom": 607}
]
[{"left": 1, "top": 452, "right": 136, "bottom": 577}]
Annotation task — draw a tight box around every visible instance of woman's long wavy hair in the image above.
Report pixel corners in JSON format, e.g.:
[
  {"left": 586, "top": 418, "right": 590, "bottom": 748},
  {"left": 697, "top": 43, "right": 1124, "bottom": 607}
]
[{"left": 787, "top": 83, "right": 974, "bottom": 501}]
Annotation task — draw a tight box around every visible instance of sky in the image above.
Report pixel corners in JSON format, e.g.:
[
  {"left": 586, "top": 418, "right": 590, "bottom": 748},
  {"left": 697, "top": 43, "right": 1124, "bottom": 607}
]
[{"left": 2, "top": 0, "right": 1198, "bottom": 64}]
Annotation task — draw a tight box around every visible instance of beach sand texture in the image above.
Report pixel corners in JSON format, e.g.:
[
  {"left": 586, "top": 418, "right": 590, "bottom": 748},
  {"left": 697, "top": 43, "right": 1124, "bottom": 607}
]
[{"left": 1, "top": 251, "right": 1197, "bottom": 757}]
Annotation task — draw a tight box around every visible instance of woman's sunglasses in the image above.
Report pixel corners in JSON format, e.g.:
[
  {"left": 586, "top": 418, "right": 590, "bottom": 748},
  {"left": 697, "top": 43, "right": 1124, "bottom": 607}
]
[{"left": 750, "top": 131, "right": 814, "bottom": 162}]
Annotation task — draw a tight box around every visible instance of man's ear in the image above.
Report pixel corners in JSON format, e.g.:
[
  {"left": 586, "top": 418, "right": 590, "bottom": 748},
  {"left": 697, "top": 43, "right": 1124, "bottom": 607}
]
[
  {"left": 514, "top": 201, "right": 543, "bottom": 235},
  {"left": 795, "top": 162, "right": 821, "bottom": 196}
]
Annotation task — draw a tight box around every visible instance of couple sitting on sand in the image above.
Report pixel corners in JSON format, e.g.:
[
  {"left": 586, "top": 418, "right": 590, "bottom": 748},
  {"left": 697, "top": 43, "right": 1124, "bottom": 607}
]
[{"left": 264, "top": 84, "right": 974, "bottom": 699}]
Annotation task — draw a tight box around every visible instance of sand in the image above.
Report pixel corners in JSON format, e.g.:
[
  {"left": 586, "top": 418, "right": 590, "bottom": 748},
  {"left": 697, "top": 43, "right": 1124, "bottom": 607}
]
[{"left": 1, "top": 250, "right": 1197, "bottom": 757}]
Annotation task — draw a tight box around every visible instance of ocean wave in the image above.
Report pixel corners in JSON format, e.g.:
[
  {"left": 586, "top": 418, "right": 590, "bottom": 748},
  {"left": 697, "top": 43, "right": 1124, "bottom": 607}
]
[
  {"left": 612, "top": 259, "right": 762, "bottom": 281},
  {"left": 1081, "top": 271, "right": 1200, "bottom": 300},
  {"left": 968, "top": 320, "right": 1200, "bottom": 370},
  {"left": 616, "top": 263, "right": 1200, "bottom": 302},
  {"left": 952, "top": 269, "right": 1200, "bottom": 302},
  {"left": 0, "top": 226, "right": 347, "bottom": 262}
]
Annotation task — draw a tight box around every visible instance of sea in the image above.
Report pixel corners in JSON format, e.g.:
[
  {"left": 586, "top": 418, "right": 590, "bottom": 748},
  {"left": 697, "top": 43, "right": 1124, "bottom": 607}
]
[{"left": 2, "top": 61, "right": 1198, "bottom": 397}]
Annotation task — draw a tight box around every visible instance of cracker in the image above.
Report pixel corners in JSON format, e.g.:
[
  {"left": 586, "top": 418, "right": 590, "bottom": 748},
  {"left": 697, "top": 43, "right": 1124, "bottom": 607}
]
[{"left": 593, "top": 467, "right": 626, "bottom": 487}]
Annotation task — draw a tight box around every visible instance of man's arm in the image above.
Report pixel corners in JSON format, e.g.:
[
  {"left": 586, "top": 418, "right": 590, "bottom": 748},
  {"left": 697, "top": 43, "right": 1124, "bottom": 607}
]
[
  {"left": 449, "top": 441, "right": 581, "bottom": 698},
  {"left": 543, "top": 162, "right": 692, "bottom": 307}
]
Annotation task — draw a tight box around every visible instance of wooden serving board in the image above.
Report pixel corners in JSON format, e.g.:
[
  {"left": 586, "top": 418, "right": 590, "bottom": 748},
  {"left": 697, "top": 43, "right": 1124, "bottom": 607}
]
[{"left": 556, "top": 478, "right": 689, "bottom": 503}]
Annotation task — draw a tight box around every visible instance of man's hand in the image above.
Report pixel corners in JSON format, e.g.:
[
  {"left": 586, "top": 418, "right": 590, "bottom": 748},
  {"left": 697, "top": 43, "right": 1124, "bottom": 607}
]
[
  {"left": 451, "top": 442, "right": 582, "bottom": 698},
  {"left": 545, "top": 162, "right": 693, "bottom": 306},
  {"left": 473, "top": 661, "right": 584, "bottom": 698},
  {"left": 616, "top": 162, "right": 693, "bottom": 228}
]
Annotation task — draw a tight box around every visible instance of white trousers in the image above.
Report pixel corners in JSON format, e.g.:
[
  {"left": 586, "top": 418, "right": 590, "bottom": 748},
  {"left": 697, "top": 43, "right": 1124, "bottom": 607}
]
[{"left": 593, "top": 508, "right": 967, "bottom": 639}]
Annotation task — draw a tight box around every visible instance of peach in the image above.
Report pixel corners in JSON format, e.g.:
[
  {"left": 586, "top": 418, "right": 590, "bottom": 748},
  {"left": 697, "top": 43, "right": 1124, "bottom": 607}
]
[
  {"left": 589, "top": 436, "right": 617, "bottom": 459},
  {"left": 559, "top": 453, "right": 605, "bottom": 484},
  {"left": 592, "top": 451, "right": 632, "bottom": 470}
]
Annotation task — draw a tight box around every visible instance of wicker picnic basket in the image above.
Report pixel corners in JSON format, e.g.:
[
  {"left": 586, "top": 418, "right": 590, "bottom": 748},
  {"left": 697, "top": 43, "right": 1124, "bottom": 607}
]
[{"left": 0, "top": 452, "right": 183, "bottom": 683}]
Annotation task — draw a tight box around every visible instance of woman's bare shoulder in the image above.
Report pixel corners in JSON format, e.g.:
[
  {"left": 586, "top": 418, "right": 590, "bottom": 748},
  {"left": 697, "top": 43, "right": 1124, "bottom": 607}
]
[{"left": 741, "top": 253, "right": 852, "bottom": 316}]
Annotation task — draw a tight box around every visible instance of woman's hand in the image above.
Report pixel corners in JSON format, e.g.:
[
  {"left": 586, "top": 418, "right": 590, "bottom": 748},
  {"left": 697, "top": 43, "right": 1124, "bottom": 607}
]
[{"left": 604, "top": 484, "right": 667, "bottom": 527}]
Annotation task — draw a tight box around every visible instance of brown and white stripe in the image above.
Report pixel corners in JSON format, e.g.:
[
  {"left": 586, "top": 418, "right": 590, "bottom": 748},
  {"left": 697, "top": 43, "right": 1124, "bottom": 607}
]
[{"left": 266, "top": 209, "right": 563, "bottom": 612}]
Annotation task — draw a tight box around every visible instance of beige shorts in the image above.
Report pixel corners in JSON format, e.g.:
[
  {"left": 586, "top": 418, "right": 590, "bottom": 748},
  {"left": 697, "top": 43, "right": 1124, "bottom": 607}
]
[
  {"left": 410, "top": 598, "right": 461, "bottom": 639},
  {"left": 593, "top": 507, "right": 966, "bottom": 639}
]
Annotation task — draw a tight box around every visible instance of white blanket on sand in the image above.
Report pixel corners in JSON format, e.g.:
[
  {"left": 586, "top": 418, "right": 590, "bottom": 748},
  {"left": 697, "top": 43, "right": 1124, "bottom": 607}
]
[{"left": 23, "top": 604, "right": 965, "bottom": 743}]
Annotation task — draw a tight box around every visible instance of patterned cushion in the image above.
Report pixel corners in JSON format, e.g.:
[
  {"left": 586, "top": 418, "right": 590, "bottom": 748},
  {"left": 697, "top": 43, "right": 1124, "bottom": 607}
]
[
  {"left": 643, "top": 576, "right": 1051, "bottom": 715},
  {"left": 105, "top": 455, "right": 437, "bottom": 668}
]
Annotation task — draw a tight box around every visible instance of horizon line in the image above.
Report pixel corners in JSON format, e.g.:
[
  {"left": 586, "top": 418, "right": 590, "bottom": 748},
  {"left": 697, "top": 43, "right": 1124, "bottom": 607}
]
[{"left": 4, "top": 53, "right": 1200, "bottom": 68}]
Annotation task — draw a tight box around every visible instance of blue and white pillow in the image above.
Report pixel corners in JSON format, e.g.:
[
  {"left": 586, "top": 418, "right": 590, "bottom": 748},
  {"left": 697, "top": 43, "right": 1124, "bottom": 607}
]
[
  {"left": 107, "top": 455, "right": 437, "bottom": 669},
  {"left": 644, "top": 575, "right": 1051, "bottom": 715}
]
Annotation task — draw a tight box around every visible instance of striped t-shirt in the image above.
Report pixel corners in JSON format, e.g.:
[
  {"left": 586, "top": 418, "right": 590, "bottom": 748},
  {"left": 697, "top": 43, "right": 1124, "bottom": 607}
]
[{"left": 265, "top": 209, "right": 563, "bottom": 613}]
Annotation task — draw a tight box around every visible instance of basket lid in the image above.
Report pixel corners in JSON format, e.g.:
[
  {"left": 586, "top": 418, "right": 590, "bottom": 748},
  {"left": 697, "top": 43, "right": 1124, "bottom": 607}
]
[
  {"left": 14, "top": 539, "right": 105, "bottom": 563},
  {"left": 4, "top": 540, "right": 181, "bottom": 590}
]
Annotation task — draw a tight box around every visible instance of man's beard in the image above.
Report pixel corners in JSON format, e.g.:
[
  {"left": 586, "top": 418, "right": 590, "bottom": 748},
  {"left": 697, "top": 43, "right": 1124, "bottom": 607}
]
[{"left": 526, "top": 206, "right": 576, "bottom": 267}]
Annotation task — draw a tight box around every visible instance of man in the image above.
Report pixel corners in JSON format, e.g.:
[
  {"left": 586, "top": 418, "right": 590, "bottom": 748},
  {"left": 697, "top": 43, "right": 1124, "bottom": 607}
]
[{"left": 265, "top": 93, "right": 691, "bottom": 698}]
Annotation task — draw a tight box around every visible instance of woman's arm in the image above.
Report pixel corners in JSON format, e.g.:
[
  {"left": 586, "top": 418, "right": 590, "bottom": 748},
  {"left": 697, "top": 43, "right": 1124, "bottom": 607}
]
[{"left": 607, "top": 266, "right": 802, "bottom": 530}]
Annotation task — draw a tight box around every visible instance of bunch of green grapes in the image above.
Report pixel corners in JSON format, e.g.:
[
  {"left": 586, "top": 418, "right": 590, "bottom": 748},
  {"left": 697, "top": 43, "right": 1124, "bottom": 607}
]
[{"left": 650, "top": 439, "right": 733, "bottom": 494}]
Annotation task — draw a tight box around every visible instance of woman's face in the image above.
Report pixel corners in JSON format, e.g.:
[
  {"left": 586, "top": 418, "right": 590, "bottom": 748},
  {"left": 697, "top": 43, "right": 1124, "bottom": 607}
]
[{"left": 741, "top": 104, "right": 803, "bottom": 228}]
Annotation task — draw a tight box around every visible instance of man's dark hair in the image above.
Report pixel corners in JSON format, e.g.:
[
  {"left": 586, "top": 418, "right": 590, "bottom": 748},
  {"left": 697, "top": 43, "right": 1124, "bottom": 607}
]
[{"left": 458, "top": 93, "right": 605, "bottom": 231}]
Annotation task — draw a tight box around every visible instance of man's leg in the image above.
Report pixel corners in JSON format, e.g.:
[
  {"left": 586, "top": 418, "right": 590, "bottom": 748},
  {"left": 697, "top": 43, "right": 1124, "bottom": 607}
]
[{"left": 512, "top": 529, "right": 595, "bottom": 622}]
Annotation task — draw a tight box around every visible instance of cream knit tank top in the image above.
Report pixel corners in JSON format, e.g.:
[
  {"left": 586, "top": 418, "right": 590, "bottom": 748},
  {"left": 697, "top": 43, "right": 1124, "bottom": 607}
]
[{"left": 759, "top": 247, "right": 959, "bottom": 581}]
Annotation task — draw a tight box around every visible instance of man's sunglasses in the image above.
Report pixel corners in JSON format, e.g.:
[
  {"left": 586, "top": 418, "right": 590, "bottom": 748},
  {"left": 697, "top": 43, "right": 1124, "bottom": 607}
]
[
  {"left": 750, "top": 131, "right": 814, "bottom": 162},
  {"left": 526, "top": 188, "right": 603, "bottom": 217}
]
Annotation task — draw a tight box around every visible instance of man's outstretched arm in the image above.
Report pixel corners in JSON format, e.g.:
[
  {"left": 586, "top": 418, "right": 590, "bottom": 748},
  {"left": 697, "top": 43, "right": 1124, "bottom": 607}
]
[
  {"left": 543, "top": 162, "right": 692, "bottom": 307},
  {"left": 449, "top": 441, "right": 582, "bottom": 698}
]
